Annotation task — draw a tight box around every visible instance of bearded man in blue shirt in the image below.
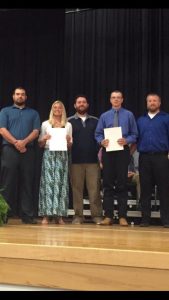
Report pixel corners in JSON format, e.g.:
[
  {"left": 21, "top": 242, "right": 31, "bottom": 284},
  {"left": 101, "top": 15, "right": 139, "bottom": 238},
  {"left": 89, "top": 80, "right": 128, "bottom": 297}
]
[
  {"left": 137, "top": 93, "right": 169, "bottom": 227},
  {"left": 0, "top": 87, "right": 40, "bottom": 224}
]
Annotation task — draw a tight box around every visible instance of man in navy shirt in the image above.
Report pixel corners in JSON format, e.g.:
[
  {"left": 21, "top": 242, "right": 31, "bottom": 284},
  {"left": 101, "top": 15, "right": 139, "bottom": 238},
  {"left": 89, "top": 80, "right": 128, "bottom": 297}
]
[
  {"left": 0, "top": 87, "right": 40, "bottom": 224},
  {"left": 68, "top": 95, "right": 103, "bottom": 225},
  {"left": 137, "top": 93, "right": 169, "bottom": 227},
  {"left": 95, "top": 90, "right": 138, "bottom": 226}
]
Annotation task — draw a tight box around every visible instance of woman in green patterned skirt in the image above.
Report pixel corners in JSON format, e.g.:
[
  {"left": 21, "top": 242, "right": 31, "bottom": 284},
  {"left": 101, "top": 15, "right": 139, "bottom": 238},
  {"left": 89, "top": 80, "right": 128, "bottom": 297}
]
[{"left": 38, "top": 100, "right": 72, "bottom": 225}]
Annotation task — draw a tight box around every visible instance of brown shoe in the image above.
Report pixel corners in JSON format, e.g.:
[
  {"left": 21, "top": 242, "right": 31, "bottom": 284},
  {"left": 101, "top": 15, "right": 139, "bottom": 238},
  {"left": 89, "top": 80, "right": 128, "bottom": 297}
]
[
  {"left": 72, "top": 216, "right": 83, "bottom": 224},
  {"left": 92, "top": 217, "right": 103, "bottom": 224},
  {"left": 119, "top": 217, "right": 128, "bottom": 226},
  {"left": 100, "top": 217, "right": 113, "bottom": 225}
]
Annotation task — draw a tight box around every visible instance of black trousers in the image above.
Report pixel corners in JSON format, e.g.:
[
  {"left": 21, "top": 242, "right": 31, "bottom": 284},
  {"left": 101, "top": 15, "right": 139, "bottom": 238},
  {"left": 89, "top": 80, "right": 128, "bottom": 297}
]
[
  {"left": 0, "top": 145, "right": 35, "bottom": 219},
  {"left": 139, "top": 153, "right": 169, "bottom": 225},
  {"left": 102, "top": 146, "right": 130, "bottom": 218}
]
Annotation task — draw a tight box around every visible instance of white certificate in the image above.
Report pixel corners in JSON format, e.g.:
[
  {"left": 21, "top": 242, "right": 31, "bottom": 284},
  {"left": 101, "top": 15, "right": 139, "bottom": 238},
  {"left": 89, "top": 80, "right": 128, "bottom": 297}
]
[
  {"left": 104, "top": 127, "right": 124, "bottom": 152},
  {"left": 48, "top": 128, "right": 67, "bottom": 151}
]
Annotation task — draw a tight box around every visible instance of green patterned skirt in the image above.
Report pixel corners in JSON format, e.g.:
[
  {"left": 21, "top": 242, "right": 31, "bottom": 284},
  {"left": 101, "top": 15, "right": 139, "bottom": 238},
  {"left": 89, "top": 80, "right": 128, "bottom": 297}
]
[{"left": 38, "top": 149, "right": 69, "bottom": 217}]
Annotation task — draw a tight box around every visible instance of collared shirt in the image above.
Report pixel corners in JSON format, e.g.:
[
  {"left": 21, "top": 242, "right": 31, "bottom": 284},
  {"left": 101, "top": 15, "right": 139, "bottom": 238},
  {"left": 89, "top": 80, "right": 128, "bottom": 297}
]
[
  {"left": 137, "top": 111, "right": 169, "bottom": 152},
  {"left": 0, "top": 105, "right": 40, "bottom": 145},
  {"left": 68, "top": 113, "right": 99, "bottom": 163},
  {"left": 95, "top": 107, "right": 138, "bottom": 144}
]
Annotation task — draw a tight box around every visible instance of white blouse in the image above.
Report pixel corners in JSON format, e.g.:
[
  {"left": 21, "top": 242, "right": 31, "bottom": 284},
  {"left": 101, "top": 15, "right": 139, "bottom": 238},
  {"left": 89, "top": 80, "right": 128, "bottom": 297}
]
[{"left": 38, "top": 120, "right": 72, "bottom": 149}]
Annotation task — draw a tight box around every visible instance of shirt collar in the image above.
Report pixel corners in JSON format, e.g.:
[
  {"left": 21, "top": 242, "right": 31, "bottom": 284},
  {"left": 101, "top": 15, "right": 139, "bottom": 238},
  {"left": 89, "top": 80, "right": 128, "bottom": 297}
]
[
  {"left": 74, "top": 113, "right": 90, "bottom": 119},
  {"left": 12, "top": 104, "right": 27, "bottom": 110}
]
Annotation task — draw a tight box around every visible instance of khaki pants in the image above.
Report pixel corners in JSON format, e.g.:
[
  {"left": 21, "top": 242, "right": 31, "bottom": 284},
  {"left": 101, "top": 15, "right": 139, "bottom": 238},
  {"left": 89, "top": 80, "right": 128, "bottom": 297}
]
[{"left": 70, "top": 163, "right": 103, "bottom": 218}]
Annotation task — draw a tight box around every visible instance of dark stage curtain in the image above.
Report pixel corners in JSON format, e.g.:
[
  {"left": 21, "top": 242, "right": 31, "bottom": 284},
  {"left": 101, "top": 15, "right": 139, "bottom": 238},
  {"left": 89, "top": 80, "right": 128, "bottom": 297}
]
[
  {"left": 0, "top": 9, "right": 65, "bottom": 216},
  {"left": 0, "top": 9, "right": 65, "bottom": 120},
  {"left": 62, "top": 8, "right": 169, "bottom": 118}
]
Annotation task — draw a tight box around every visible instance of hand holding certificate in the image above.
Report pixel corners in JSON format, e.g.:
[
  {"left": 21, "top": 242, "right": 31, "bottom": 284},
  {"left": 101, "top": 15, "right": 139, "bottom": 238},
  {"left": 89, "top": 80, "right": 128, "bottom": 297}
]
[
  {"left": 104, "top": 127, "right": 124, "bottom": 152},
  {"left": 48, "top": 128, "right": 67, "bottom": 151}
]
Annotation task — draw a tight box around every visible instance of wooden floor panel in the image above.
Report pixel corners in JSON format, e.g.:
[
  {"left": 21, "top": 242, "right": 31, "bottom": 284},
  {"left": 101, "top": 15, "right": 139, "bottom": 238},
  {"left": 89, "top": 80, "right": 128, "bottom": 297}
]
[{"left": 0, "top": 219, "right": 169, "bottom": 290}]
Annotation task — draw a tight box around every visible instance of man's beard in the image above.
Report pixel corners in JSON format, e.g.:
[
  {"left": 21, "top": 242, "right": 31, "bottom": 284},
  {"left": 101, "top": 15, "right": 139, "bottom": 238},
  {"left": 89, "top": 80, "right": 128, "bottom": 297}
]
[
  {"left": 76, "top": 107, "right": 88, "bottom": 114},
  {"left": 14, "top": 100, "right": 26, "bottom": 106},
  {"left": 148, "top": 107, "right": 159, "bottom": 113}
]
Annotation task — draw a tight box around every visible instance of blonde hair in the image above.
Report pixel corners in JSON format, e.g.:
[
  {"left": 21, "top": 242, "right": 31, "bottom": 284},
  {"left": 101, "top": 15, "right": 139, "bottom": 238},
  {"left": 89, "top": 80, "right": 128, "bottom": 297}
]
[{"left": 49, "top": 100, "right": 67, "bottom": 127}]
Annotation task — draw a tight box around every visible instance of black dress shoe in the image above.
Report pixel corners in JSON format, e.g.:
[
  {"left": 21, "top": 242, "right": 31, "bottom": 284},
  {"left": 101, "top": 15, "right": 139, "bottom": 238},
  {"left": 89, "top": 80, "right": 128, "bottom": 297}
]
[
  {"left": 22, "top": 217, "right": 37, "bottom": 224},
  {"left": 163, "top": 224, "right": 169, "bottom": 228},
  {"left": 3, "top": 216, "right": 8, "bottom": 224},
  {"left": 140, "top": 222, "right": 150, "bottom": 227}
]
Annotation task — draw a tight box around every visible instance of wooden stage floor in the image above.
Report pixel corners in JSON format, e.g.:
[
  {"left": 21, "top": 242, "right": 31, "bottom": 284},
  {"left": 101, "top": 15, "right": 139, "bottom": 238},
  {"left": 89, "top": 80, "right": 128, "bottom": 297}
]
[{"left": 0, "top": 218, "right": 169, "bottom": 290}]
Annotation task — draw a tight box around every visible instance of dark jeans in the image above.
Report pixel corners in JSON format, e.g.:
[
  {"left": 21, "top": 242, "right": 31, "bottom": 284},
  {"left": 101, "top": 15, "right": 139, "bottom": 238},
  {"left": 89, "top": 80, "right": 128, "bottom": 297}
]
[{"left": 0, "top": 145, "right": 35, "bottom": 219}]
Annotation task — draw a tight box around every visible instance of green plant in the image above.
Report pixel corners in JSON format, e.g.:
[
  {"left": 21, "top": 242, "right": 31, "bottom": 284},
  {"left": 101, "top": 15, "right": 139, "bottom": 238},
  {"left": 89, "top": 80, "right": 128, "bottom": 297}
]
[{"left": 0, "top": 190, "right": 9, "bottom": 226}]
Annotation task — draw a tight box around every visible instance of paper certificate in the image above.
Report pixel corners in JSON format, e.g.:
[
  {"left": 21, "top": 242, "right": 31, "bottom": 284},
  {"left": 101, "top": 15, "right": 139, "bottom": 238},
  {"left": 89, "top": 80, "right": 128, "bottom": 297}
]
[
  {"left": 48, "top": 128, "right": 67, "bottom": 151},
  {"left": 104, "top": 127, "right": 124, "bottom": 152}
]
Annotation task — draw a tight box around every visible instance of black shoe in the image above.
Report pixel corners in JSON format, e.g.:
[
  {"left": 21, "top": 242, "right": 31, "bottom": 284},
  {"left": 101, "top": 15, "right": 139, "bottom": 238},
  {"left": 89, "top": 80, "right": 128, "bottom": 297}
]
[
  {"left": 22, "top": 217, "right": 37, "bottom": 224},
  {"left": 3, "top": 216, "right": 8, "bottom": 224},
  {"left": 140, "top": 222, "right": 150, "bottom": 227},
  {"left": 163, "top": 224, "right": 169, "bottom": 228}
]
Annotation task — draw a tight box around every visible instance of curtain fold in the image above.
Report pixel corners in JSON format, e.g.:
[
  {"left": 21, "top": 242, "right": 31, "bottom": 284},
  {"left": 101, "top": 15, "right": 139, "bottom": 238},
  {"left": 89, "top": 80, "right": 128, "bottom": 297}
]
[{"left": 63, "top": 8, "right": 169, "bottom": 117}]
